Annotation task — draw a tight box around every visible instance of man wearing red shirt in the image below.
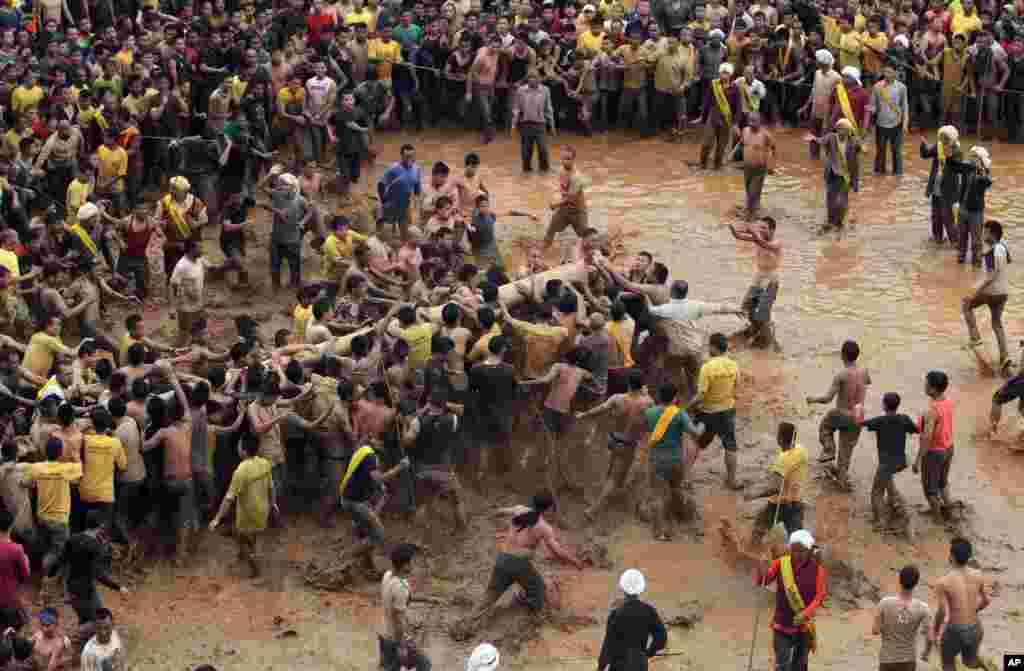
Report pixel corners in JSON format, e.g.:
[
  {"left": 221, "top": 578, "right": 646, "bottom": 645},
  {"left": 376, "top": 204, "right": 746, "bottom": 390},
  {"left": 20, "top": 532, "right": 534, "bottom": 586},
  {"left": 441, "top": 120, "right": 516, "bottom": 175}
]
[
  {"left": 0, "top": 509, "right": 30, "bottom": 632},
  {"left": 308, "top": 0, "right": 337, "bottom": 42},
  {"left": 758, "top": 529, "right": 826, "bottom": 671}
]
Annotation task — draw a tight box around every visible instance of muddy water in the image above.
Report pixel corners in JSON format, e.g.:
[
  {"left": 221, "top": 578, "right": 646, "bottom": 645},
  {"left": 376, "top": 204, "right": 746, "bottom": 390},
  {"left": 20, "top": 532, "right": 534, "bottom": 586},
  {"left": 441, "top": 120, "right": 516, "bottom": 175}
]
[{"left": 116, "top": 130, "right": 1024, "bottom": 671}]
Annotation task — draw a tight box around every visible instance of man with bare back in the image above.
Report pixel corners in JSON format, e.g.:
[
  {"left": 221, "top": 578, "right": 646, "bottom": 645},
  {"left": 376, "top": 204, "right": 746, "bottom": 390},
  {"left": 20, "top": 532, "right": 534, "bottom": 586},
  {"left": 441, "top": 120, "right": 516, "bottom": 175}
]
[
  {"left": 806, "top": 340, "right": 870, "bottom": 489},
  {"left": 740, "top": 112, "right": 775, "bottom": 220},
  {"left": 467, "top": 494, "right": 584, "bottom": 624},
  {"left": 730, "top": 216, "right": 782, "bottom": 349},
  {"left": 928, "top": 537, "right": 991, "bottom": 671}
]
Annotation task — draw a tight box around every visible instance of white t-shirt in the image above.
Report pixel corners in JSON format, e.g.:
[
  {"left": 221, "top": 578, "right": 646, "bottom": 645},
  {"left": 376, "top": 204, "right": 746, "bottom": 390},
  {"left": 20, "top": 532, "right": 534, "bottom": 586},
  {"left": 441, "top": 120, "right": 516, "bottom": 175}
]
[
  {"left": 976, "top": 241, "right": 1009, "bottom": 296},
  {"left": 81, "top": 631, "right": 125, "bottom": 671},
  {"left": 170, "top": 256, "right": 207, "bottom": 312}
]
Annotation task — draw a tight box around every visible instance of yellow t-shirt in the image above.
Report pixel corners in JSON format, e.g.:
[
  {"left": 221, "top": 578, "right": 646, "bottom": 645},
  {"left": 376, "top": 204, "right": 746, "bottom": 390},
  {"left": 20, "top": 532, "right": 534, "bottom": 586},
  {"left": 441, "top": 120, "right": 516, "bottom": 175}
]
[
  {"left": 10, "top": 85, "right": 44, "bottom": 117},
  {"left": 2, "top": 128, "right": 32, "bottom": 160},
  {"left": 578, "top": 30, "right": 605, "bottom": 52},
  {"left": 861, "top": 33, "right": 888, "bottom": 74},
  {"left": 80, "top": 434, "right": 127, "bottom": 504},
  {"left": 696, "top": 355, "right": 738, "bottom": 413},
  {"left": 25, "top": 462, "right": 83, "bottom": 524},
  {"left": 398, "top": 323, "right": 433, "bottom": 369},
  {"left": 119, "top": 335, "right": 139, "bottom": 365},
  {"left": 227, "top": 455, "right": 273, "bottom": 534},
  {"left": 22, "top": 332, "right": 70, "bottom": 379},
  {"left": 293, "top": 304, "right": 313, "bottom": 342},
  {"left": 277, "top": 86, "right": 306, "bottom": 118},
  {"left": 66, "top": 178, "right": 93, "bottom": 225},
  {"left": 770, "top": 443, "right": 809, "bottom": 503},
  {"left": 344, "top": 8, "right": 374, "bottom": 28},
  {"left": 838, "top": 30, "right": 863, "bottom": 72},
  {"left": 0, "top": 249, "right": 19, "bottom": 278},
  {"left": 951, "top": 12, "right": 982, "bottom": 37},
  {"left": 322, "top": 230, "right": 366, "bottom": 278},
  {"left": 368, "top": 38, "right": 402, "bottom": 83},
  {"left": 96, "top": 145, "right": 128, "bottom": 193}
]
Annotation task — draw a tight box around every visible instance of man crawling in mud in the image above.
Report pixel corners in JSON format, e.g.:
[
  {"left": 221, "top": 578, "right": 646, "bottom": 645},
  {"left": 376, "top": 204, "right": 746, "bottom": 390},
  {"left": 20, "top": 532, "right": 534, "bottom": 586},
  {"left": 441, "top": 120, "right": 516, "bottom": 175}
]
[{"left": 462, "top": 495, "right": 584, "bottom": 632}]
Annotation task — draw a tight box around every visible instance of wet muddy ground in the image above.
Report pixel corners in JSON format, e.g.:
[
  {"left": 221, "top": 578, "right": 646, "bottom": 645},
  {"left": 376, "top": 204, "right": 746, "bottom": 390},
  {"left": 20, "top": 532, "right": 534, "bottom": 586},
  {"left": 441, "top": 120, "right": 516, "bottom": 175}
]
[{"left": 59, "top": 128, "right": 1024, "bottom": 671}]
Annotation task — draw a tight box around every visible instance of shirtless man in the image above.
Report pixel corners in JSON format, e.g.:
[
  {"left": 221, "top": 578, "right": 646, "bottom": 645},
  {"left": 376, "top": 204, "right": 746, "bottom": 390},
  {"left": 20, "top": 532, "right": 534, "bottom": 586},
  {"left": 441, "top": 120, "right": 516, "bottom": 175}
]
[
  {"left": 465, "top": 494, "right": 584, "bottom": 628},
  {"left": 467, "top": 34, "right": 502, "bottom": 144},
  {"left": 575, "top": 368, "right": 652, "bottom": 521},
  {"left": 729, "top": 216, "right": 782, "bottom": 349},
  {"left": 740, "top": 112, "right": 775, "bottom": 220},
  {"left": 437, "top": 303, "right": 473, "bottom": 393},
  {"left": 63, "top": 259, "right": 140, "bottom": 356},
  {"left": 806, "top": 339, "right": 871, "bottom": 489},
  {"left": 929, "top": 537, "right": 991, "bottom": 671}
]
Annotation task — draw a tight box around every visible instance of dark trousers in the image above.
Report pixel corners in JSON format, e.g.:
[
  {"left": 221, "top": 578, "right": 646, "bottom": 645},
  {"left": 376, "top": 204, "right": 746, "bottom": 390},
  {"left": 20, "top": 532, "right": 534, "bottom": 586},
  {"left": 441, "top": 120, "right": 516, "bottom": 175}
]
[
  {"left": 519, "top": 123, "right": 549, "bottom": 171},
  {"left": 874, "top": 125, "right": 904, "bottom": 175},
  {"left": 1006, "top": 90, "right": 1024, "bottom": 142},
  {"left": 116, "top": 254, "right": 148, "bottom": 300},
  {"left": 270, "top": 242, "right": 302, "bottom": 287},
  {"left": 773, "top": 630, "right": 810, "bottom": 671},
  {"left": 930, "top": 198, "right": 958, "bottom": 243}
]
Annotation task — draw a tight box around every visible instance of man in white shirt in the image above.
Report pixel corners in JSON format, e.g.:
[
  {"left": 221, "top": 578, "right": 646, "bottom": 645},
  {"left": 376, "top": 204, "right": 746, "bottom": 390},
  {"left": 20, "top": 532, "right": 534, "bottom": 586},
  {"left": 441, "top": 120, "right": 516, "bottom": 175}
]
[
  {"left": 80, "top": 608, "right": 126, "bottom": 671},
  {"left": 304, "top": 60, "right": 338, "bottom": 166},
  {"left": 169, "top": 240, "right": 208, "bottom": 347},
  {"left": 962, "top": 220, "right": 1011, "bottom": 370}
]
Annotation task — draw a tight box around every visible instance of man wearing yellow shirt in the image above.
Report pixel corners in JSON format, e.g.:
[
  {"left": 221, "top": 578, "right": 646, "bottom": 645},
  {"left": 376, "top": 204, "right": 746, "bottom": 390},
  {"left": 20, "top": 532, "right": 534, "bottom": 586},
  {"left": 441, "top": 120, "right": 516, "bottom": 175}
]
[
  {"left": 65, "top": 165, "right": 94, "bottom": 226},
  {"left": 860, "top": 17, "right": 888, "bottom": 86},
  {"left": 745, "top": 421, "right": 808, "bottom": 544},
  {"left": 950, "top": 0, "right": 982, "bottom": 37},
  {"left": 2, "top": 117, "right": 33, "bottom": 161},
  {"left": 578, "top": 22, "right": 605, "bottom": 52},
  {"left": 210, "top": 438, "right": 274, "bottom": 578},
  {"left": 322, "top": 216, "right": 367, "bottom": 281},
  {"left": 22, "top": 317, "right": 75, "bottom": 380},
  {"left": 837, "top": 15, "right": 862, "bottom": 73},
  {"left": 25, "top": 438, "right": 83, "bottom": 572},
  {"left": 344, "top": 0, "right": 375, "bottom": 29},
  {"left": 368, "top": 25, "right": 403, "bottom": 88},
  {"left": 387, "top": 304, "right": 433, "bottom": 369},
  {"left": 10, "top": 71, "right": 44, "bottom": 120},
  {"left": 466, "top": 308, "right": 503, "bottom": 363},
  {"left": 95, "top": 131, "right": 128, "bottom": 214},
  {"left": 693, "top": 332, "right": 741, "bottom": 489},
  {"left": 79, "top": 408, "right": 127, "bottom": 531}
]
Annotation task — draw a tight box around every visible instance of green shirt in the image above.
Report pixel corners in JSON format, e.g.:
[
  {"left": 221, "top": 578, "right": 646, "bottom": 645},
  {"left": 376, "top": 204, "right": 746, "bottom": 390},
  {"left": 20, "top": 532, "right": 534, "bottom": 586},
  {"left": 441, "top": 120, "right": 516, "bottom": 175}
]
[{"left": 644, "top": 405, "right": 696, "bottom": 465}]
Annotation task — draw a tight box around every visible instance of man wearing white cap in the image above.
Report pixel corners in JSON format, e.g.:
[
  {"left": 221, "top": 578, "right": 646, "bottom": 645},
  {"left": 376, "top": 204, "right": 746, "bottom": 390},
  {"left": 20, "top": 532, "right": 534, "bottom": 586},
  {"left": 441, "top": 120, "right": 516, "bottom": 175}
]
[
  {"left": 919, "top": 126, "right": 963, "bottom": 245},
  {"left": 466, "top": 643, "right": 499, "bottom": 671},
  {"left": 805, "top": 117, "right": 863, "bottom": 231},
  {"left": 695, "top": 28, "right": 728, "bottom": 112},
  {"left": 156, "top": 175, "right": 208, "bottom": 292},
  {"left": 758, "top": 530, "right": 826, "bottom": 671},
  {"left": 830, "top": 66, "right": 869, "bottom": 134},
  {"left": 955, "top": 146, "right": 993, "bottom": 266},
  {"left": 800, "top": 49, "right": 840, "bottom": 160},
  {"left": 695, "top": 62, "right": 738, "bottom": 169},
  {"left": 597, "top": 569, "right": 667, "bottom": 671}
]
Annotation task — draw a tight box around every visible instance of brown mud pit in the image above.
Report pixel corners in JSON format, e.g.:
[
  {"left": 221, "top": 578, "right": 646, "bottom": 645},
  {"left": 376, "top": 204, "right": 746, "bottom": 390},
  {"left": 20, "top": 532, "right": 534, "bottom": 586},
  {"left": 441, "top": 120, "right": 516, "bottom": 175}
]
[{"left": 42, "top": 129, "right": 1024, "bottom": 670}]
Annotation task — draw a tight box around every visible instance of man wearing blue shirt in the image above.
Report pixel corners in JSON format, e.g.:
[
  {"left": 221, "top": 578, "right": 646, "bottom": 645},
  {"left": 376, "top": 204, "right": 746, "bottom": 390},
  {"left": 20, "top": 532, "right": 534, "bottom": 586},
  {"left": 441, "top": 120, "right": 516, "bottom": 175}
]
[
  {"left": 378, "top": 144, "right": 422, "bottom": 239},
  {"left": 645, "top": 383, "right": 703, "bottom": 541}
]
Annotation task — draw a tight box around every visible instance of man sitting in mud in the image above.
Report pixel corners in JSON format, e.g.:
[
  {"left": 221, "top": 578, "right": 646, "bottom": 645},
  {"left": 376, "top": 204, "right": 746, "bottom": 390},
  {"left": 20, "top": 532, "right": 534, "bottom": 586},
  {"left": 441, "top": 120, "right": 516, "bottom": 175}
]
[
  {"left": 463, "top": 494, "right": 584, "bottom": 632},
  {"left": 729, "top": 216, "right": 782, "bottom": 350}
]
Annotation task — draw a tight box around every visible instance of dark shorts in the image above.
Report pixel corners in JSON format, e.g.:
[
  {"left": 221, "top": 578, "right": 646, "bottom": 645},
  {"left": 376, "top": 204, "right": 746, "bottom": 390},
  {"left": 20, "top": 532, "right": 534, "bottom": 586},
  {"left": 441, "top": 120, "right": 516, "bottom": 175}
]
[
  {"left": 940, "top": 622, "right": 981, "bottom": 667},
  {"left": 922, "top": 448, "right": 953, "bottom": 498},
  {"left": 878, "top": 662, "right": 916, "bottom": 671},
  {"left": 993, "top": 375, "right": 1024, "bottom": 405},
  {"left": 379, "top": 635, "right": 431, "bottom": 671},
  {"left": 542, "top": 407, "right": 570, "bottom": 435},
  {"left": 340, "top": 498, "right": 385, "bottom": 544},
  {"left": 0, "top": 608, "right": 24, "bottom": 631},
  {"left": 694, "top": 408, "right": 738, "bottom": 450},
  {"left": 607, "top": 432, "right": 638, "bottom": 451},
  {"left": 474, "top": 412, "right": 512, "bottom": 446},
  {"left": 487, "top": 552, "right": 545, "bottom": 611}
]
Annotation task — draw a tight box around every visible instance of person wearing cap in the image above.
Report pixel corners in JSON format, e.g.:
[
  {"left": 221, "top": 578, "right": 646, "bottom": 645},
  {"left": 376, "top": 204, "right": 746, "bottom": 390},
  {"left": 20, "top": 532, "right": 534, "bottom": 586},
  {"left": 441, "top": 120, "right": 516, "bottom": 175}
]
[
  {"left": 867, "top": 64, "right": 908, "bottom": 177},
  {"left": 156, "top": 176, "right": 208, "bottom": 292},
  {"left": 467, "top": 643, "right": 500, "bottom": 671},
  {"left": 597, "top": 569, "right": 667, "bottom": 671},
  {"left": 799, "top": 49, "right": 840, "bottom": 161},
  {"left": 379, "top": 543, "right": 431, "bottom": 671},
  {"left": 695, "top": 62, "right": 738, "bottom": 170},
  {"left": 804, "top": 116, "right": 863, "bottom": 231},
  {"left": 757, "top": 530, "right": 826, "bottom": 671},
  {"left": 829, "top": 66, "right": 869, "bottom": 135},
  {"left": 919, "top": 125, "right": 963, "bottom": 246}
]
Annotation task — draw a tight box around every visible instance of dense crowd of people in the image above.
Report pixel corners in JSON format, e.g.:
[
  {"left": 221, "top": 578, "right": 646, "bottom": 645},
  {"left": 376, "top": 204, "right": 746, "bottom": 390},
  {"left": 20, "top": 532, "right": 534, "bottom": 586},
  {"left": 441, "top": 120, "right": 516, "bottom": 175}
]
[{"left": 0, "top": 0, "right": 1011, "bottom": 668}]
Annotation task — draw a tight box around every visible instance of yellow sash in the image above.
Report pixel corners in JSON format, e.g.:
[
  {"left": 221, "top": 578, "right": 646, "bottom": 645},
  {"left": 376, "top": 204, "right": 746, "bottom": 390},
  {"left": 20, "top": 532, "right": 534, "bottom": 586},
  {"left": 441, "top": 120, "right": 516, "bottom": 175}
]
[
  {"left": 712, "top": 78, "right": 732, "bottom": 126},
  {"left": 69, "top": 223, "right": 99, "bottom": 258},
  {"left": 833, "top": 136, "right": 851, "bottom": 190},
  {"left": 607, "top": 320, "right": 634, "bottom": 368},
  {"left": 778, "top": 42, "right": 792, "bottom": 72},
  {"left": 937, "top": 138, "right": 946, "bottom": 169},
  {"left": 780, "top": 555, "right": 818, "bottom": 652},
  {"left": 36, "top": 376, "right": 63, "bottom": 401},
  {"left": 834, "top": 82, "right": 860, "bottom": 134},
  {"left": 339, "top": 445, "right": 375, "bottom": 498},
  {"left": 161, "top": 193, "right": 192, "bottom": 240},
  {"left": 650, "top": 405, "right": 680, "bottom": 446},
  {"left": 740, "top": 80, "right": 760, "bottom": 112}
]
